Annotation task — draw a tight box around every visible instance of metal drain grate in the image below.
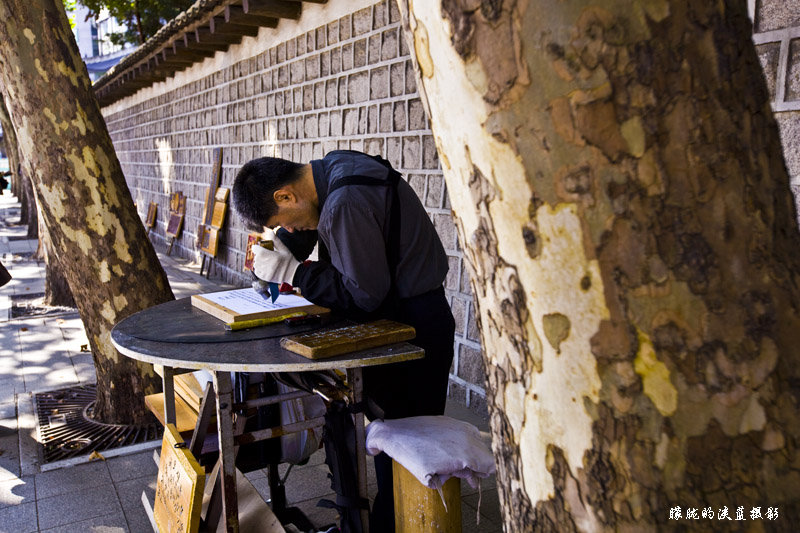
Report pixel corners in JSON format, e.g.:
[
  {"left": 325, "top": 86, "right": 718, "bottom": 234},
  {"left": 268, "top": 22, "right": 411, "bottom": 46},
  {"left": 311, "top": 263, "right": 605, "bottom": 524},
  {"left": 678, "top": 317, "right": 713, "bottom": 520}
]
[{"left": 35, "top": 385, "right": 162, "bottom": 463}]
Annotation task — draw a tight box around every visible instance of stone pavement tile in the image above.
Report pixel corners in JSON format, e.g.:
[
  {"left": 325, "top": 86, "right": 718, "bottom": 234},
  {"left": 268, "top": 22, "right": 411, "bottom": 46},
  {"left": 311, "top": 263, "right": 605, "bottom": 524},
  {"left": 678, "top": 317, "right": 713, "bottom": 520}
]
[
  {"left": 34, "top": 459, "right": 112, "bottom": 500},
  {"left": 0, "top": 452, "right": 21, "bottom": 481},
  {"left": 289, "top": 495, "right": 340, "bottom": 530},
  {"left": 285, "top": 464, "right": 336, "bottom": 505},
  {"left": 16, "top": 394, "right": 38, "bottom": 478},
  {"left": 461, "top": 497, "right": 503, "bottom": 533},
  {"left": 0, "top": 421, "right": 19, "bottom": 461},
  {"left": 115, "top": 474, "right": 156, "bottom": 533},
  {"left": 22, "top": 367, "right": 80, "bottom": 394},
  {"left": 71, "top": 354, "right": 97, "bottom": 385},
  {"left": 0, "top": 500, "right": 37, "bottom": 533},
  {"left": 0, "top": 400, "right": 16, "bottom": 420},
  {"left": 36, "top": 483, "right": 123, "bottom": 530},
  {"left": 0, "top": 475, "right": 35, "bottom": 510},
  {"left": 39, "top": 511, "right": 129, "bottom": 533},
  {"left": 107, "top": 450, "right": 158, "bottom": 484},
  {"left": 461, "top": 473, "right": 497, "bottom": 496}
]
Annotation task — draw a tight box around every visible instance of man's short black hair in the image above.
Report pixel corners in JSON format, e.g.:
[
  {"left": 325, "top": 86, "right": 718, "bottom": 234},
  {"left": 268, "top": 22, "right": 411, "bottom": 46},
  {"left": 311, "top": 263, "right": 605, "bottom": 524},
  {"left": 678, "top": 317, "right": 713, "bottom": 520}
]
[{"left": 232, "top": 157, "right": 305, "bottom": 231}]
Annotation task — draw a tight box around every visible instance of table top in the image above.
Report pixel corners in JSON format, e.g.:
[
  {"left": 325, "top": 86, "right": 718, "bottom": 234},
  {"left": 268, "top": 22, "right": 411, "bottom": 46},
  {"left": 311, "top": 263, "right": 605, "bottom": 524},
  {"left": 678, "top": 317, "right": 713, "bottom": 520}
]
[{"left": 111, "top": 297, "right": 424, "bottom": 372}]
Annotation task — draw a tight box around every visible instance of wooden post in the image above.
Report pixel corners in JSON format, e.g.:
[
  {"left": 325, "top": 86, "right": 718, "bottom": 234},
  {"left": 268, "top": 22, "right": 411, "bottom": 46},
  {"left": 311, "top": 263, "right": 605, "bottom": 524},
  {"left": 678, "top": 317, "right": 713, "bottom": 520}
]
[
  {"left": 392, "top": 461, "right": 461, "bottom": 533},
  {"left": 212, "top": 371, "right": 239, "bottom": 532},
  {"left": 347, "top": 367, "right": 369, "bottom": 533}
]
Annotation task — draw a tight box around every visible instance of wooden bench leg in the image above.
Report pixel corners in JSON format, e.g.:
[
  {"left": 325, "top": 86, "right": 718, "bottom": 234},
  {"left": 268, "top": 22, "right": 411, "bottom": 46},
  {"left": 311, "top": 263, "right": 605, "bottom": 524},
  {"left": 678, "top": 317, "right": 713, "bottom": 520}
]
[
  {"left": 347, "top": 367, "right": 370, "bottom": 533},
  {"left": 213, "top": 371, "right": 239, "bottom": 533}
]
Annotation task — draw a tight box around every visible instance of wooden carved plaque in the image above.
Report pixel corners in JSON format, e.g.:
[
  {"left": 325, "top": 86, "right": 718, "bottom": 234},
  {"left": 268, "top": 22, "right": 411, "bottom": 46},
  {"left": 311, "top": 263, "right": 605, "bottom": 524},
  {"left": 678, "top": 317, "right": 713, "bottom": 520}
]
[
  {"left": 146, "top": 202, "right": 158, "bottom": 229},
  {"left": 153, "top": 423, "right": 205, "bottom": 533},
  {"left": 166, "top": 213, "right": 184, "bottom": 238}
]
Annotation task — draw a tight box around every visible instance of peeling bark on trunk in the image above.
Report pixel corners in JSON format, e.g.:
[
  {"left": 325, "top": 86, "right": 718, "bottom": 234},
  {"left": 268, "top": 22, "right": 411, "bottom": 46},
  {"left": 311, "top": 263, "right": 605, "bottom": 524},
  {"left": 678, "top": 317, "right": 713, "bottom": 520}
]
[
  {"left": 398, "top": 0, "right": 800, "bottom": 530},
  {"left": 0, "top": 0, "right": 174, "bottom": 424},
  {"left": 42, "top": 227, "right": 74, "bottom": 307}
]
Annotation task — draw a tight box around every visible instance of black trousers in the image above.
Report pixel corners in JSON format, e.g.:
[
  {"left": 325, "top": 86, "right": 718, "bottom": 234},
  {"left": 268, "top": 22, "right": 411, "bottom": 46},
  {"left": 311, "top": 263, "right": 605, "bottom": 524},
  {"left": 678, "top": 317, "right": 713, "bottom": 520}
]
[{"left": 362, "top": 286, "right": 455, "bottom": 532}]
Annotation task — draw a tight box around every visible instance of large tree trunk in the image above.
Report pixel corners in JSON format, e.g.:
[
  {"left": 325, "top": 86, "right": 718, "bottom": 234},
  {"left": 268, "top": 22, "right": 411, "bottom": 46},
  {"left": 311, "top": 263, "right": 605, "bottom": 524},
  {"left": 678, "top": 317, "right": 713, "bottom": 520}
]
[
  {"left": 0, "top": 0, "right": 174, "bottom": 424},
  {"left": 399, "top": 0, "right": 800, "bottom": 530}
]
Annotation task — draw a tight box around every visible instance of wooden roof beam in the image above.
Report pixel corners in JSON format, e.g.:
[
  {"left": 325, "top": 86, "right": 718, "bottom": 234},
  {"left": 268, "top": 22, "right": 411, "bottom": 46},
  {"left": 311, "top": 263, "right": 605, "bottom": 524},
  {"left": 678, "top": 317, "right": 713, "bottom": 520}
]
[
  {"left": 208, "top": 16, "right": 260, "bottom": 37},
  {"left": 242, "top": 0, "right": 302, "bottom": 19},
  {"left": 224, "top": 6, "right": 280, "bottom": 27},
  {"left": 194, "top": 26, "right": 245, "bottom": 46}
]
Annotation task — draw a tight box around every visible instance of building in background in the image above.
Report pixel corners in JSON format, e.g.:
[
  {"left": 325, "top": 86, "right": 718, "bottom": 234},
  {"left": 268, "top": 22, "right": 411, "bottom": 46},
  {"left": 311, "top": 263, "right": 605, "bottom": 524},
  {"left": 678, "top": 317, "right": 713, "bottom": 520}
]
[{"left": 71, "top": 5, "right": 135, "bottom": 81}]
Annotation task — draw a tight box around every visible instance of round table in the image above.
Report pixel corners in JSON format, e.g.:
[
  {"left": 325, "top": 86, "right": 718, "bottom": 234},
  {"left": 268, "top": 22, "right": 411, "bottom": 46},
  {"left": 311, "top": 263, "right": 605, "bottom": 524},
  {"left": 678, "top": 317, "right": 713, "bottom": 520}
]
[{"left": 111, "top": 297, "right": 424, "bottom": 533}]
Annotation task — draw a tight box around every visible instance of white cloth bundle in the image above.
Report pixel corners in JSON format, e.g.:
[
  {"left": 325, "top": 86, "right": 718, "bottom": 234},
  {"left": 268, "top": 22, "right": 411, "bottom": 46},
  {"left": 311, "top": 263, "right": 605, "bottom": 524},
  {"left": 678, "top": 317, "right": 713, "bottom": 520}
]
[{"left": 365, "top": 415, "right": 495, "bottom": 490}]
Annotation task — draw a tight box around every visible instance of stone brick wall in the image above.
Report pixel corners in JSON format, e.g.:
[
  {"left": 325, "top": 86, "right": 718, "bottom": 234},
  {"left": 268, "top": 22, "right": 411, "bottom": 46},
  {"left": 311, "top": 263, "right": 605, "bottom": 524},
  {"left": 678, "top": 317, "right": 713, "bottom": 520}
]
[
  {"left": 102, "top": 0, "right": 487, "bottom": 415},
  {"left": 752, "top": 1, "right": 800, "bottom": 194}
]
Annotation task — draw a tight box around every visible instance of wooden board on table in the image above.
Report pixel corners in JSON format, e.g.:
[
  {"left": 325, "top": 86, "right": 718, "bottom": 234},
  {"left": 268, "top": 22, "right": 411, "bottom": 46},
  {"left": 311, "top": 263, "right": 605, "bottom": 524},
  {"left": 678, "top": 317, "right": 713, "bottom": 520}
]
[
  {"left": 154, "top": 423, "right": 205, "bottom": 533},
  {"left": 280, "top": 319, "right": 416, "bottom": 359},
  {"left": 191, "top": 287, "right": 329, "bottom": 324}
]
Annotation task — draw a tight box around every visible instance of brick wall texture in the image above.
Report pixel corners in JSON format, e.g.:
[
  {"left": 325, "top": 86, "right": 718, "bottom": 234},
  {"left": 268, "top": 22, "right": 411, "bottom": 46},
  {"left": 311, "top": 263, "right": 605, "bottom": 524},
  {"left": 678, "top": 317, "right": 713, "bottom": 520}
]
[
  {"left": 752, "top": 0, "right": 800, "bottom": 210},
  {"left": 103, "top": 0, "right": 487, "bottom": 414}
]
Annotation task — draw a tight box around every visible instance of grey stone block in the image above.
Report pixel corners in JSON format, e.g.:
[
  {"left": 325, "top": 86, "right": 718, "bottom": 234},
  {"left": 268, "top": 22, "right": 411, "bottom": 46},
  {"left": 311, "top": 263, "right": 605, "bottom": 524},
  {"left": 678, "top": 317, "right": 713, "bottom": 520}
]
[
  {"left": 382, "top": 29, "right": 399, "bottom": 61},
  {"left": 459, "top": 344, "right": 485, "bottom": 384},
  {"left": 373, "top": 1, "right": 388, "bottom": 28},
  {"left": 342, "top": 42, "right": 354, "bottom": 71},
  {"left": 423, "top": 135, "right": 439, "bottom": 169},
  {"left": 348, "top": 71, "right": 370, "bottom": 103},
  {"left": 338, "top": 77, "right": 348, "bottom": 104},
  {"left": 449, "top": 381, "right": 467, "bottom": 404},
  {"left": 344, "top": 108, "right": 360, "bottom": 135},
  {"left": 369, "top": 34, "right": 381, "bottom": 64},
  {"left": 425, "top": 174, "right": 444, "bottom": 208},
  {"left": 319, "top": 112, "right": 330, "bottom": 137},
  {"left": 387, "top": 136, "right": 402, "bottom": 169},
  {"left": 327, "top": 20, "right": 340, "bottom": 45},
  {"left": 450, "top": 294, "right": 467, "bottom": 336},
  {"left": 290, "top": 59, "right": 305, "bottom": 85},
  {"left": 340, "top": 15, "right": 352, "bottom": 40},
  {"left": 787, "top": 39, "right": 800, "bottom": 101},
  {"left": 365, "top": 137, "right": 384, "bottom": 156},
  {"left": 326, "top": 79, "right": 338, "bottom": 107},
  {"left": 353, "top": 6, "right": 372, "bottom": 36},
  {"left": 409, "top": 98, "right": 426, "bottom": 130},
  {"left": 370, "top": 66, "right": 389, "bottom": 99},
  {"left": 407, "top": 174, "right": 426, "bottom": 199},
  {"left": 390, "top": 62, "right": 405, "bottom": 97},
  {"left": 331, "top": 47, "right": 342, "bottom": 74},
  {"left": 305, "top": 115, "right": 319, "bottom": 138},
  {"left": 316, "top": 26, "right": 326, "bottom": 49},
  {"left": 434, "top": 213, "right": 458, "bottom": 250},
  {"left": 303, "top": 85, "right": 314, "bottom": 111},
  {"left": 37, "top": 483, "right": 123, "bottom": 530},
  {"left": 287, "top": 37, "right": 297, "bottom": 60},
  {"left": 321, "top": 50, "right": 331, "bottom": 77},
  {"left": 755, "top": 0, "right": 800, "bottom": 33},
  {"left": 305, "top": 55, "right": 320, "bottom": 80},
  {"left": 405, "top": 60, "right": 417, "bottom": 93},
  {"left": 330, "top": 110, "right": 343, "bottom": 136},
  {"left": 402, "top": 135, "right": 421, "bottom": 169},
  {"left": 461, "top": 261, "right": 473, "bottom": 295},
  {"left": 379, "top": 102, "right": 393, "bottom": 132},
  {"left": 368, "top": 105, "right": 379, "bottom": 133},
  {"left": 354, "top": 38, "right": 368, "bottom": 68}
]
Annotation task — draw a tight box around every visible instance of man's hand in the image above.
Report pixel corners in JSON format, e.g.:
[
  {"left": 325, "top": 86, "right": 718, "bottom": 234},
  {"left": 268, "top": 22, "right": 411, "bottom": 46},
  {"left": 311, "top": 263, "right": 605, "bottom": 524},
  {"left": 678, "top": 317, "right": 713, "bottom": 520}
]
[{"left": 252, "top": 237, "right": 301, "bottom": 284}]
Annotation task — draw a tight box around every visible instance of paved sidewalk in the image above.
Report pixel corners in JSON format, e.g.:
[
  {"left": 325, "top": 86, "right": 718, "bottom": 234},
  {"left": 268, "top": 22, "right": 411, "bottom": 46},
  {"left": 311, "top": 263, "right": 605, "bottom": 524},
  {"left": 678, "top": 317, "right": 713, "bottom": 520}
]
[{"left": 0, "top": 191, "right": 501, "bottom": 532}]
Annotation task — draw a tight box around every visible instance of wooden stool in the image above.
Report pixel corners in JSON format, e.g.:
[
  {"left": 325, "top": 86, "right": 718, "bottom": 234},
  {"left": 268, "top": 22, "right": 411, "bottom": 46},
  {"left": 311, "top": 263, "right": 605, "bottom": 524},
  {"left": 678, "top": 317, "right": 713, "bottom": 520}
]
[{"left": 392, "top": 459, "right": 462, "bottom": 533}]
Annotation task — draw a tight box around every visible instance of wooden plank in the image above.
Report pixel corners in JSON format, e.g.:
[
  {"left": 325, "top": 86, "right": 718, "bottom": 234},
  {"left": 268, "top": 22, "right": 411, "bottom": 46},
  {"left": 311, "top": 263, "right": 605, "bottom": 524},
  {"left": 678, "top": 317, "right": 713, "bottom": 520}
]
[
  {"left": 154, "top": 424, "right": 206, "bottom": 533},
  {"left": 280, "top": 319, "right": 416, "bottom": 359},
  {"left": 146, "top": 202, "right": 158, "bottom": 228},
  {"left": 145, "top": 393, "right": 200, "bottom": 433}
]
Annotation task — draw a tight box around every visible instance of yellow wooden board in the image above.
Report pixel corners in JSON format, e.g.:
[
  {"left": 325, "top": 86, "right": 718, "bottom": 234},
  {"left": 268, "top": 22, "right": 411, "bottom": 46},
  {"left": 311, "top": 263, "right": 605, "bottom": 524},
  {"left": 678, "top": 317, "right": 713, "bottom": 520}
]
[
  {"left": 145, "top": 393, "right": 200, "bottom": 433},
  {"left": 279, "top": 319, "right": 416, "bottom": 359},
  {"left": 393, "top": 460, "right": 461, "bottom": 533},
  {"left": 154, "top": 424, "right": 206, "bottom": 533}
]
